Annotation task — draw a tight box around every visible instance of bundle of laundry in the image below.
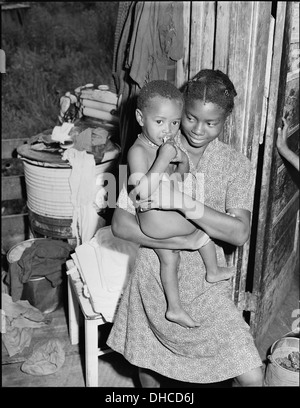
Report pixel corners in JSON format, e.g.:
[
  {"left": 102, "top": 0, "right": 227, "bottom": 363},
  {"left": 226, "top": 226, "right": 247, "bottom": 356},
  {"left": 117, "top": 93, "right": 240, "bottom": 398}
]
[
  {"left": 1, "top": 293, "right": 51, "bottom": 357},
  {"left": 27, "top": 119, "right": 113, "bottom": 163},
  {"left": 7, "top": 239, "right": 71, "bottom": 302}
]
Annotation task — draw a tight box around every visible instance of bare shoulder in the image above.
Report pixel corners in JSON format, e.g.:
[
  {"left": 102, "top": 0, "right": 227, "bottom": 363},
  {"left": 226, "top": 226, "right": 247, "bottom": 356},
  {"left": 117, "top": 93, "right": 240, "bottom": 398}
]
[
  {"left": 127, "top": 139, "right": 152, "bottom": 174},
  {"left": 128, "top": 139, "right": 149, "bottom": 161}
]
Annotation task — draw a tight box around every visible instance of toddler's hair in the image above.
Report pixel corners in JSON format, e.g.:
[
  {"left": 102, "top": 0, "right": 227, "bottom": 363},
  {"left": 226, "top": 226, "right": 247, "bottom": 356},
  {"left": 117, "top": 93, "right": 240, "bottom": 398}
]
[
  {"left": 137, "top": 80, "right": 184, "bottom": 111},
  {"left": 184, "top": 69, "right": 237, "bottom": 114}
]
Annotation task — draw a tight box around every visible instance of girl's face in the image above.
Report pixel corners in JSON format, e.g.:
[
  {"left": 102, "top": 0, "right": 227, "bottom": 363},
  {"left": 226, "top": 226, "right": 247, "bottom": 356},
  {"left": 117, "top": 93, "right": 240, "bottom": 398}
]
[
  {"left": 136, "top": 96, "right": 182, "bottom": 146},
  {"left": 181, "top": 99, "right": 227, "bottom": 149}
]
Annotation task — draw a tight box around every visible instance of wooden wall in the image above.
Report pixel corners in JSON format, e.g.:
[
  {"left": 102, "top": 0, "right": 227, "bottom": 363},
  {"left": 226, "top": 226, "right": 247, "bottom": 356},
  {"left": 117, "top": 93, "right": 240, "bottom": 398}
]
[
  {"left": 176, "top": 1, "right": 299, "bottom": 338},
  {"left": 176, "top": 1, "right": 272, "bottom": 312},
  {"left": 250, "top": 1, "right": 299, "bottom": 342}
]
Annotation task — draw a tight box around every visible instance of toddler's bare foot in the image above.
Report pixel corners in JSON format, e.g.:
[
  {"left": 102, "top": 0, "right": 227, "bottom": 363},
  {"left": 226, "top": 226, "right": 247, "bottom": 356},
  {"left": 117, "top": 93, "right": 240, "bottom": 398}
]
[
  {"left": 166, "top": 308, "right": 201, "bottom": 328},
  {"left": 206, "top": 266, "right": 235, "bottom": 283}
]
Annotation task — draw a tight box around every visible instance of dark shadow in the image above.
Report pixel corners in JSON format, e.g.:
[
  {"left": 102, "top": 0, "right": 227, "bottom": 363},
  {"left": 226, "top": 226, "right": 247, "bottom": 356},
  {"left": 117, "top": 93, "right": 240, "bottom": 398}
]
[{"left": 160, "top": 376, "right": 232, "bottom": 388}]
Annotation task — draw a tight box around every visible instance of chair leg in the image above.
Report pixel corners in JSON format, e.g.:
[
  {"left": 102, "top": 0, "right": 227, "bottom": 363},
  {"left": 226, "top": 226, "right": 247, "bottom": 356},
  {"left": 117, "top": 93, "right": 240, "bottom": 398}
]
[
  {"left": 85, "top": 319, "right": 100, "bottom": 387},
  {"left": 67, "top": 276, "right": 80, "bottom": 345}
]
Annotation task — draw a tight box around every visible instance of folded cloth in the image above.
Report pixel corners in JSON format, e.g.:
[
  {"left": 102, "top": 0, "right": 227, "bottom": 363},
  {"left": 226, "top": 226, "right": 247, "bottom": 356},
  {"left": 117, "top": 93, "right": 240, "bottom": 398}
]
[
  {"left": 91, "top": 226, "right": 139, "bottom": 292},
  {"left": 81, "top": 99, "right": 117, "bottom": 114},
  {"left": 72, "top": 226, "right": 139, "bottom": 321},
  {"left": 21, "top": 339, "right": 65, "bottom": 376},
  {"left": 82, "top": 107, "right": 119, "bottom": 123}
]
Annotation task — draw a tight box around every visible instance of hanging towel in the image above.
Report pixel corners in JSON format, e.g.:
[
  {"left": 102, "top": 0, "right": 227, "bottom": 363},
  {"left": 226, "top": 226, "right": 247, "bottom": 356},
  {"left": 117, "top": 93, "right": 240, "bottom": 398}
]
[{"left": 62, "top": 148, "right": 101, "bottom": 245}]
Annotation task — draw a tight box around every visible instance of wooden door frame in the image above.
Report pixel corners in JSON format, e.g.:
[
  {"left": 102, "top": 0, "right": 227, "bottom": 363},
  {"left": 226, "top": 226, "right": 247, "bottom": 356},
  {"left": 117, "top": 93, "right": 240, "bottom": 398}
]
[{"left": 247, "top": 2, "right": 299, "bottom": 340}]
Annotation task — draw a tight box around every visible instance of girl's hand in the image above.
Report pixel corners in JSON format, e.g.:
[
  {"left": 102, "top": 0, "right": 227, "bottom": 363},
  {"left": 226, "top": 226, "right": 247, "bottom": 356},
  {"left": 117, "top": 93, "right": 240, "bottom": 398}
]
[{"left": 138, "top": 177, "right": 184, "bottom": 211}]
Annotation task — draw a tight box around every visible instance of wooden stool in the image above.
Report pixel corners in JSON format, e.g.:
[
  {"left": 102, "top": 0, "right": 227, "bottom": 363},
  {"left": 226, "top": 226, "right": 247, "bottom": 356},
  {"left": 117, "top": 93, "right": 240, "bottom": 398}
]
[{"left": 66, "top": 259, "right": 113, "bottom": 387}]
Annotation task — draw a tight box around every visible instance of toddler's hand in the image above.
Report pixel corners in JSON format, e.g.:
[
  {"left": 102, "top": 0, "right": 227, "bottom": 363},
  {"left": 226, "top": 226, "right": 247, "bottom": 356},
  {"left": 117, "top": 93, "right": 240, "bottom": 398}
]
[
  {"left": 159, "top": 139, "right": 178, "bottom": 162},
  {"left": 138, "top": 177, "right": 182, "bottom": 211}
]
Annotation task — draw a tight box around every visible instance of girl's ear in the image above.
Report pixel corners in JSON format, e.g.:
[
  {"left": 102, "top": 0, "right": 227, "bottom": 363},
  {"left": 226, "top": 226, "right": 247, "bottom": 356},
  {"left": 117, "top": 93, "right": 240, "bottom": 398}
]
[{"left": 135, "top": 109, "right": 144, "bottom": 127}]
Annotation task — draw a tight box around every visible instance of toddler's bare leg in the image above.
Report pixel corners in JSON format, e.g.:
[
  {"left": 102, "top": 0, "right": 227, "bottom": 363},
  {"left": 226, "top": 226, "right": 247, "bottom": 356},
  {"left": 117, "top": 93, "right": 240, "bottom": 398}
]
[
  {"left": 155, "top": 248, "right": 201, "bottom": 328},
  {"left": 138, "top": 209, "right": 195, "bottom": 239},
  {"left": 199, "top": 239, "right": 235, "bottom": 283}
]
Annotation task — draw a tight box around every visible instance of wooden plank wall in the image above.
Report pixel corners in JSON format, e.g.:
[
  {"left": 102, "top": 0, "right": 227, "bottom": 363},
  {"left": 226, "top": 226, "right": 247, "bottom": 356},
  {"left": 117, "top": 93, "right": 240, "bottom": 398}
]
[
  {"left": 252, "top": 1, "right": 299, "bottom": 341},
  {"left": 189, "top": 1, "right": 215, "bottom": 77},
  {"left": 176, "top": 2, "right": 273, "bottom": 312},
  {"left": 175, "top": 3, "right": 298, "bottom": 339},
  {"left": 176, "top": 1, "right": 191, "bottom": 88},
  {"left": 214, "top": 2, "right": 272, "bottom": 308}
]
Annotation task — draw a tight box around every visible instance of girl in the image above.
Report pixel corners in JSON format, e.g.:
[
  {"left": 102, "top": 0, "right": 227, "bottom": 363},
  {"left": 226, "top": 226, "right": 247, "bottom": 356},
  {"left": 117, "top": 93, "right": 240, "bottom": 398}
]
[
  {"left": 127, "top": 79, "right": 234, "bottom": 329},
  {"left": 108, "top": 70, "right": 263, "bottom": 387}
]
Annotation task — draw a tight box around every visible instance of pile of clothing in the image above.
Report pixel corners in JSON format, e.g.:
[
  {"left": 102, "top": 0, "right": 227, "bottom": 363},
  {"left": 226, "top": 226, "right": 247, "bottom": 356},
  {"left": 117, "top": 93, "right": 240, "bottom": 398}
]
[{"left": 7, "top": 238, "right": 71, "bottom": 302}]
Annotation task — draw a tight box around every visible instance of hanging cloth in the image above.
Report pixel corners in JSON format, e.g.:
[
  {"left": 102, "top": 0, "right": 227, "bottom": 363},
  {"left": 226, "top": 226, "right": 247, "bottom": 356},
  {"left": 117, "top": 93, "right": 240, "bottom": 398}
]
[
  {"left": 62, "top": 148, "right": 101, "bottom": 246},
  {"left": 111, "top": 1, "right": 184, "bottom": 161}
]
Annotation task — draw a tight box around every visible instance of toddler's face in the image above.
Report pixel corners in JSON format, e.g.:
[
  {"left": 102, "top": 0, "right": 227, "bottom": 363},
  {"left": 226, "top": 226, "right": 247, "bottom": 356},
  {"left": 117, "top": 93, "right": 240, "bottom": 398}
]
[{"left": 139, "top": 96, "right": 182, "bottom": 146}]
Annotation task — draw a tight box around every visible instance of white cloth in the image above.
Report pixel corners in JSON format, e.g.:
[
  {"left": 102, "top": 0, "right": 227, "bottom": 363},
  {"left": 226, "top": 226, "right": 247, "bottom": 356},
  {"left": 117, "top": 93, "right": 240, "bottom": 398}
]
[
  {"left": 51, "top": 122, "right": 74, "bottom": 143},
  {"left": 62, "top": 148, "right": 100, "bottom": 246},
  {"left": 72, "top": 226, "right": 139, "bottom": 321}
]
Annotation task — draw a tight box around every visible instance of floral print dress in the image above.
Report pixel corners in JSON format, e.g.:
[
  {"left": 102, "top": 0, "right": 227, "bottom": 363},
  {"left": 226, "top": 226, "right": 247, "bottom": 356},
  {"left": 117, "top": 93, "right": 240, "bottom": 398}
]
[{"left": 107, "top": 137, "right": 262, "bottom": 383}]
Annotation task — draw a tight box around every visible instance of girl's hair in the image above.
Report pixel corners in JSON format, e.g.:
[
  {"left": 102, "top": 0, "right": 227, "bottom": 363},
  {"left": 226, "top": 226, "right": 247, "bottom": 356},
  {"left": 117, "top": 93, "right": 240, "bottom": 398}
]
[
  {"left": 137, "top": 80, "right": 184, "bottom": 111},
  {"left": 183, "top": 69, "right": 237, "bottom": 114}
]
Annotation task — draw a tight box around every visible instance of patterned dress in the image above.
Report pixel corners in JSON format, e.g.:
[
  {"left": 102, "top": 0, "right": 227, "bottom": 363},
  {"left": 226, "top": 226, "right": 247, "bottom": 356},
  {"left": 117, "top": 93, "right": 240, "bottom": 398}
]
[{"left": 107, "top": 137, "right": 262, "bottom": 383}]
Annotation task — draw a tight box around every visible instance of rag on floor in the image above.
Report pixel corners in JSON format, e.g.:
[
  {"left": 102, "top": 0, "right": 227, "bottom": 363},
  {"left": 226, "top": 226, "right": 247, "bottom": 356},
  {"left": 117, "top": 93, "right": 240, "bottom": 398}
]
[
  {"left": 1, "top": 293, "right": 51, "bottom": 357},
  {"left": 7, "top": 239, "right": 71, "bottom": 302},
  {"left": 21, "top": 338, "right": 65, "bottom": 376},
  {"left": 62, "top": 148, "right": 103, "bottom": 246}
]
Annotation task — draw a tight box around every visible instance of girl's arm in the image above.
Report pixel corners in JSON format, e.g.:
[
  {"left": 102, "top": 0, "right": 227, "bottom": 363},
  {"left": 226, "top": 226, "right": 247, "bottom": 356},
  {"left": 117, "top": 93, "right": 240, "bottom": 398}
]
[
  {"left": 111, "top": 207, "right": 207, "bottom": 251},
  {"left": 139, "top": 179, "right": 251, "bottom": 247}
]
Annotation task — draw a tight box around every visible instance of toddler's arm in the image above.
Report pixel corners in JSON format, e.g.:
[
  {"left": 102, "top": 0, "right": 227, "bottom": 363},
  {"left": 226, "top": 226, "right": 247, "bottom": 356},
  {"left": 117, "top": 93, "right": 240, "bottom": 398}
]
[{"left": 128, "top": 142, "right": 178, "bottom": 202}]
